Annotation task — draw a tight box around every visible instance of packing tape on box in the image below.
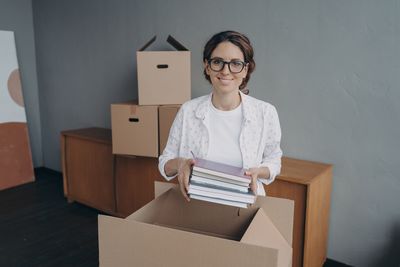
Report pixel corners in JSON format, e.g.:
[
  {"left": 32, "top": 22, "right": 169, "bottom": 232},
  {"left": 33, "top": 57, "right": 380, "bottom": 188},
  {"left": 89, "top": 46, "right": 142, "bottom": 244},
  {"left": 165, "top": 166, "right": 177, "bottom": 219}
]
[{"left": 130, "top": 105, "right": 137, "bottom": 115}]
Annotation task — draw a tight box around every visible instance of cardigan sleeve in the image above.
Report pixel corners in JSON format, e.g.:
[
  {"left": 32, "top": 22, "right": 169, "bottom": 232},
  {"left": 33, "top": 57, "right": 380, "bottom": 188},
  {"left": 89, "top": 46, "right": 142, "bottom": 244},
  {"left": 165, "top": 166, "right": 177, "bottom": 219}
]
[
  {"left": 158, "top": 106, "right": 184, "bottom": 180},
  {"left": 258, "top": 105, "right": 282, "bottom": 185}
]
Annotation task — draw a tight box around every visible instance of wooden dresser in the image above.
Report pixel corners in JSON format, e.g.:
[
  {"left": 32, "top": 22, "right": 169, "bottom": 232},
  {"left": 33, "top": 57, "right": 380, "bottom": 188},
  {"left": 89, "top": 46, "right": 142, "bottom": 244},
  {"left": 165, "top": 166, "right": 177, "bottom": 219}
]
[
  {"left": 61, "top": 127, "right": 165, "bottom": 217},
  {"left": 266, "top": 157, "right": 332, "bottom": 267},
  {"left": 61, "top": 127, "right": 116, "bottom": 214},
  {"left": 61, "top": 127, "right": 332, "bottom": 267}
]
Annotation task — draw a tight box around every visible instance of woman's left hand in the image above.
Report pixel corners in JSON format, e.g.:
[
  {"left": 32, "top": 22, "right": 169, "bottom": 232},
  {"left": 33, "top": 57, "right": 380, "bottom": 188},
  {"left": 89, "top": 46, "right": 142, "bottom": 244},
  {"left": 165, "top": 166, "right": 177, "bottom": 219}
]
[
  {"left": 245, "top": 167, "right": 270, "bottom": 194},
  {"left": 245, "top": 168, "right": 261, "bottom": 194}
]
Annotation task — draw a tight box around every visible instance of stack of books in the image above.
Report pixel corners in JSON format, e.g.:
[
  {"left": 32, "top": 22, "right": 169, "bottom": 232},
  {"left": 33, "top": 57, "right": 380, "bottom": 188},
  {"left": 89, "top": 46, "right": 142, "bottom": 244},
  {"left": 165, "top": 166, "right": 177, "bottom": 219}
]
[{"left": 188, "top": 158, "right": 256, "bottom": 208}]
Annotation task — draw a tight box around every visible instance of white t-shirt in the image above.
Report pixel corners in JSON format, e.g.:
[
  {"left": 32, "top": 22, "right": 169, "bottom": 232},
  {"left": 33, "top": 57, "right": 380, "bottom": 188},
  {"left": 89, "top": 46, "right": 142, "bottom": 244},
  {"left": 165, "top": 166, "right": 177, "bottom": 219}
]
[
  {"left": 206, "top": 102, "right": 265, "bottom": 195},
  {"left": 206, "top": 103, "right": 243, "bottom": 168}
]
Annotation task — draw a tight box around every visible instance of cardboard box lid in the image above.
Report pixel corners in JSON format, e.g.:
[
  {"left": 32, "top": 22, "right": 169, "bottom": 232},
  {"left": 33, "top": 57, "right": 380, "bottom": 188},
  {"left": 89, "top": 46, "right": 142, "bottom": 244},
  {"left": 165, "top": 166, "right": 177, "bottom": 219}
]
[
  {"left": 139, "top": 35, "right": 189, "bottom": 51},
  {"left": 111, "top": 99, "right": 138, "bottom": 106}
]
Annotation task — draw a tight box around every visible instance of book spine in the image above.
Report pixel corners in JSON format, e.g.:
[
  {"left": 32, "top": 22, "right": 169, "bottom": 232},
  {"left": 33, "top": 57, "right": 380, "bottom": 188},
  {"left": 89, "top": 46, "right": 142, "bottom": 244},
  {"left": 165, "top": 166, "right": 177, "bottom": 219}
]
[
  {"left": 189, "top": 183, "right": 255, "bottom": 200},
  {"left": 190, "top": 176, "right": 249, "bottom": 192},
  {"left": 193, "top": 166, "right": 250, "bottom": 184},
  {"left": 192, "top": 170, "right": 249, "bottom": 186}
]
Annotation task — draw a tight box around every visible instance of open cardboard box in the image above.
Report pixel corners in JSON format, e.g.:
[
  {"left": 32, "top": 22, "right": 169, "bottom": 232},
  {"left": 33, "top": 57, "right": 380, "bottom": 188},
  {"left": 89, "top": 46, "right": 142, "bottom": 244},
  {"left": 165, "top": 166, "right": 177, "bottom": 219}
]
[{"left": 98, "top": 182, "right": 294, "bottom": 267}]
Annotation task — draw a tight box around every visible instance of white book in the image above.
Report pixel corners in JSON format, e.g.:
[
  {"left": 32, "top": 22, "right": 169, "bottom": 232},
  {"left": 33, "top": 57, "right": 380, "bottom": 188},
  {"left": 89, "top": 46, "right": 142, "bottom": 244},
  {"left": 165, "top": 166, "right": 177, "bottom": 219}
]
[
  {"left": 190, "top": 194, "right": 248, "bottom": 209},
  {"left": 188, "top": 187, "right": 255, "bottom": 204},
  {"left": 193, "top": 158, "right": 251, "bottom": 184},
  {"left": 188, "top": 182, "right": 255, "bottom": 201},
  {"left": 192, "top": 170, "right": 250, "bottom": 187},
  {"left": 190, "top": 175, "right": 249, "bottom": 193}
]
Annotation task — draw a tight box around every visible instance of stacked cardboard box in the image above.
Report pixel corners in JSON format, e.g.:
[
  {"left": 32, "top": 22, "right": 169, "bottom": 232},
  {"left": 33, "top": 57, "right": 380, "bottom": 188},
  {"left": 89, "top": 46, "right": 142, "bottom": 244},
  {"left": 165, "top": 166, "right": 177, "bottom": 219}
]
[{"left": 111, "top": 35, "right": 190, "bottom": 157}]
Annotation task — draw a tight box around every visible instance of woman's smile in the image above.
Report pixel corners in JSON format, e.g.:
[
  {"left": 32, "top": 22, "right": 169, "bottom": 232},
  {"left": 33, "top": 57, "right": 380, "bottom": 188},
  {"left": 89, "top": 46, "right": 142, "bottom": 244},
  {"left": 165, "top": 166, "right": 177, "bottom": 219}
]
[{"left": 217, "top": 76, "right": 234, "bottom": 85}]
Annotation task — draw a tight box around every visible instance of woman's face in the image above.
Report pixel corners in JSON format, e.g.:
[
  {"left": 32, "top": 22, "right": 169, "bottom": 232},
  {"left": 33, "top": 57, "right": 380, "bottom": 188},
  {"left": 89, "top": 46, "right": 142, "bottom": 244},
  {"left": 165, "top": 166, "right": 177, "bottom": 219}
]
[{"left": 205, "top": 41, "right": 248, "bottom": 95}]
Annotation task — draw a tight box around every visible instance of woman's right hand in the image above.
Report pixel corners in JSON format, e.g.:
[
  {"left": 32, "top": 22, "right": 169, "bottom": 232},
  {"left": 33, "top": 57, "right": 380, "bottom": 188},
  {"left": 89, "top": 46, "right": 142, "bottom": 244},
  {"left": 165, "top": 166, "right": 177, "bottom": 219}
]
[
  {"left": 177, "top": 158, "right": 195, "bottom": 201},
  {"left": 164, "top": 157, "right": 195, "bottom": 201}
]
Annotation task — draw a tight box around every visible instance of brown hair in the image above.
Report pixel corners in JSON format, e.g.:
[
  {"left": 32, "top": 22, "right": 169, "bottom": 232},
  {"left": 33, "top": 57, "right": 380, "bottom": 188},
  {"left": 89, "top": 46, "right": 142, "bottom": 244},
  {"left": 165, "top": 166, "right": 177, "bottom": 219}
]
[{"left": 203, "top": 31, "right": 255, "bottom": 92}]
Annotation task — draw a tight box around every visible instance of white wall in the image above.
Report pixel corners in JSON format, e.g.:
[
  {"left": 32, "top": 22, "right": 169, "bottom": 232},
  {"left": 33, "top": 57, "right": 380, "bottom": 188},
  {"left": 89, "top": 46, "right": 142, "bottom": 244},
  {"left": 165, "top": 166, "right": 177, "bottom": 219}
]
[{"left": 33, "top": 0, "right": 400, "bottom": 266}]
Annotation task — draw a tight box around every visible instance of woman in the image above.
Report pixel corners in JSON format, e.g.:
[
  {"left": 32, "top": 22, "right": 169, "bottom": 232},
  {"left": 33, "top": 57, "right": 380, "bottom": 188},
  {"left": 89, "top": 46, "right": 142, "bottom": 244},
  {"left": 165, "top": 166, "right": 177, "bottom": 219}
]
[{"left": 158, "top": 31, "right": 282, "bottom": 201}]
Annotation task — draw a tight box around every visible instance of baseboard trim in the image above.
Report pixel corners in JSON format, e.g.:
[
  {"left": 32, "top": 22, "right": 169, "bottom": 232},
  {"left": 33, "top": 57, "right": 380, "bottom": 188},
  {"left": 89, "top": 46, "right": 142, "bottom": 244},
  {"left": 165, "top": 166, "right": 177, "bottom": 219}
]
[
  {"left": 34, "top": 167, "right": 62, "bottom": 177},
  {"left": 325, "top": 258, "right": 354, "bottom": 267}
]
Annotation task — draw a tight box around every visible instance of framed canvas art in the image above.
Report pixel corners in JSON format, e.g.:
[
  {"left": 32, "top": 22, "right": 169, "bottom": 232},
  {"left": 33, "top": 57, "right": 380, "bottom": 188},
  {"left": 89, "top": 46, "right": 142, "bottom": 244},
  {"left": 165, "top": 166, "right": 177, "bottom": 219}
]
[{"left": 0, "top": 30, "right": 34, "bottom": 190}]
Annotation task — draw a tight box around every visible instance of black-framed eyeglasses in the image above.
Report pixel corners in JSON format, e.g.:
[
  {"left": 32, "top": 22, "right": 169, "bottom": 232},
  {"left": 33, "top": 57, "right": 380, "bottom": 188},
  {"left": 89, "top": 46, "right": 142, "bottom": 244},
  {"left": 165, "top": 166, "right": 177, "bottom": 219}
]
[{"left": 207, "top": 58, "right": 247, "bottom": 74}]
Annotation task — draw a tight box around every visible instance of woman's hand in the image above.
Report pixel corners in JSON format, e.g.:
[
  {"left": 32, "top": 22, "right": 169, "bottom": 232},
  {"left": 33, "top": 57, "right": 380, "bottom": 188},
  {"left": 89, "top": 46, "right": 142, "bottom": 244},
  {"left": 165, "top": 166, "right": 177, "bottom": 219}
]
[
  {"left": 164, "top": 157, "right": 195, "bottom": 201},
  {"left": 177, "top": 158, "right": 195, "bottom": 201},
  {"left": 245, "top": 168, "right": 261, "bottom": 194},
  {"left": 245, "top": 167, "right": 270, "bottom": 195}
]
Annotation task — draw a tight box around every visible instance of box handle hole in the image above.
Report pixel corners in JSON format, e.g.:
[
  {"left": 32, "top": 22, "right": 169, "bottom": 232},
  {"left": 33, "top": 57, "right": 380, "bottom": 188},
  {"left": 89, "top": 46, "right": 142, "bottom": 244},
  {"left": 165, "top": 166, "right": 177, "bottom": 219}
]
[
  {"left": 157, "top": 64, "right": 169, "bottom": 69},
  {"left": 129, "top": 118, "right": 139, "bottom": 123}
]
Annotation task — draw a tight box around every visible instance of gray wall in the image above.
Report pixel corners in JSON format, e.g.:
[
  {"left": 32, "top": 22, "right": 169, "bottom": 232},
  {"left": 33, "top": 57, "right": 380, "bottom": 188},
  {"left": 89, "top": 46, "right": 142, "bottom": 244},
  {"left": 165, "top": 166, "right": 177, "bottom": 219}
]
[
  {"left": 0, "top": 0, "right": 42, "bottom": 167},
  {"left": 32, "top": 0, "right": 400, "bottom": 266}
]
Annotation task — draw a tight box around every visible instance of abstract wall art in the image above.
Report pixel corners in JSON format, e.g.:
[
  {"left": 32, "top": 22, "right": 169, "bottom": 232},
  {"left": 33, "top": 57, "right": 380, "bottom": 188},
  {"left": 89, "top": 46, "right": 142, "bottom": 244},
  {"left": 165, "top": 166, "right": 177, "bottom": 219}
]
[{"left": 0, "top": 30, "right": 34, "bottom": 190}]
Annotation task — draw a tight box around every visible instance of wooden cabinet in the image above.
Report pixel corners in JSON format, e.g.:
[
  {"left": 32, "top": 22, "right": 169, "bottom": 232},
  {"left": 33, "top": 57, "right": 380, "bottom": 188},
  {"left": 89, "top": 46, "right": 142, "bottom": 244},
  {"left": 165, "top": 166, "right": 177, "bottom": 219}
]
[
  {"left": 61, "top": 127, "right": 168, "bottom": 217},
  {"left": 266, "top": 157, "right": 332, "bottom": 267},
  {"left": 114, "top": 155, "right": 165, "bottom": 217},
  {"left": 61, "top": 128, "right": 116, "bottom": 215}
]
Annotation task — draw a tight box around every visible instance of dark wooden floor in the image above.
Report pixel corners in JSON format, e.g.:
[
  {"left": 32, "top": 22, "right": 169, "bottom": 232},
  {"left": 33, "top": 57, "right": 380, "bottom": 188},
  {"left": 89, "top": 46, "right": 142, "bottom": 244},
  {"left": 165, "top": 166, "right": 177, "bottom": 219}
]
[
  {"left": 0, "top": 168, "right": 99, "bottom": 267},
  {"left": 0, "top": 168, "right": 351, "bottom": 267}
]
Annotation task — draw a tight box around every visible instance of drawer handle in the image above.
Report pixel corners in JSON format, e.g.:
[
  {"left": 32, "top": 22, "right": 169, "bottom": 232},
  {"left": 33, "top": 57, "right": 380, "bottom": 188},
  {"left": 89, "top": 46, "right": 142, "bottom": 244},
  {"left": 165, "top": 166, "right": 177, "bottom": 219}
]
[
  {"left": 157, "top": 64, "right": 168, "bottom": 69},
  {"left": 129, "top": 118, "right": 139, "bottom": 122}
]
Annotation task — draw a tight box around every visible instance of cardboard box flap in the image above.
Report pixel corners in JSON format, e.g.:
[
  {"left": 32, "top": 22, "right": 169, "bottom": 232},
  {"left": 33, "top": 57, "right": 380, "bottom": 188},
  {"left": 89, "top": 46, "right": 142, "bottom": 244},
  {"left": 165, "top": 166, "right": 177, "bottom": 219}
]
[
  {"left": 126, "top": 185, "right": 172, "bottom": 223},
  {"left": 138, "top": 35, "right": 157, "bottom": 51},
  {"left": 112, "top": 102, "right": 158, "bottom": 117},
  {"left": 130, "top": 185, "right": 258, "bottom": 240},
  {"left": 241, "top": 209, "right": 292, "bottom": 267},
  {"left": 166, "top": 35, "right": 189, "bottom": 51},
  {"left": 154, "top": 181, "right": 175, "bottom": 198},
  {"left": 154, "top": 182, "right": 294, "bottom": 245},
  {"left": 254, "top": 195, "right": 294, "bottom": 246},
  {"left": 99, "top": 214, "right": 279, "bottom": 267},
  {"left": 138, "top": 35, "right": 188, "bottom": 51}
]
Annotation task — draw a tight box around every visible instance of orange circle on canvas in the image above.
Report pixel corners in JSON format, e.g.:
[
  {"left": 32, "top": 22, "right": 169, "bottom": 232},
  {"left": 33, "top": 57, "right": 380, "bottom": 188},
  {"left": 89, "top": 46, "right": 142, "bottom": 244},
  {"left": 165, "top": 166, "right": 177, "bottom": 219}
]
[{"left": 7, "top": 68, "right": 25, "bottom": 107}]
